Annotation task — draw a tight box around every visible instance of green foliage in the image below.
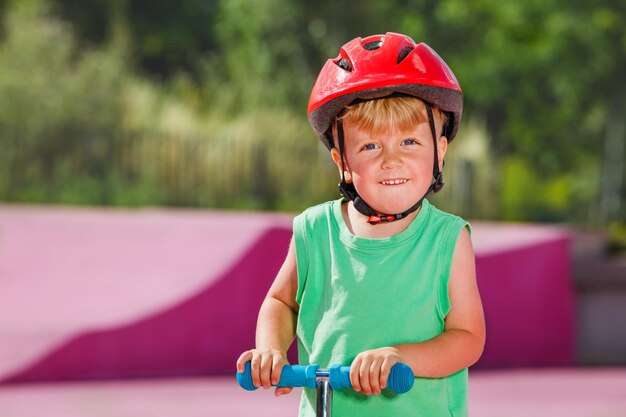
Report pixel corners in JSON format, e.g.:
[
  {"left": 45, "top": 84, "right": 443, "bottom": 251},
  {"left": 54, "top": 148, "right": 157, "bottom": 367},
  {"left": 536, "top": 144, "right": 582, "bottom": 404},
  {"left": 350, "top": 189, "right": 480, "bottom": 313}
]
[
  {"left": 0, "top": 0, "right": 127, "bottom": 203},
  {"left": 430, "top": 0, "right": 622, "bottom": 169},
  {"left": 0, "top": 0, "right": 624, "bottom": 224},
  {"left": 607, "top": 222, "right": 626, "bottom": 255},
  {"left": 500, "top": 156, "right": 573, "bottom": 222},
  {"left": 207, "top": 0, "right": 313, "bottom": 112},
  {"left": 498, "top": 153, "right": 602, "bottom": 223}
]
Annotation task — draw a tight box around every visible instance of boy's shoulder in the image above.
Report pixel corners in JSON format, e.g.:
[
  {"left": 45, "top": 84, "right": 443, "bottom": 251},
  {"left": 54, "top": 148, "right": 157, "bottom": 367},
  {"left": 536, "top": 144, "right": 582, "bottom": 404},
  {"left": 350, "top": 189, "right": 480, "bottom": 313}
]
[
  {"left": 426, "top": 200, "right": 471, "bottom": 232},
  {"left": 293, "top": 199, "right": 339, "bottom": 230},
  {"left": 427, "top": 201, "right": 465, "bottom": 221},
  {"left": 296, "top": 199, "right": 338, "bottom": 220}
]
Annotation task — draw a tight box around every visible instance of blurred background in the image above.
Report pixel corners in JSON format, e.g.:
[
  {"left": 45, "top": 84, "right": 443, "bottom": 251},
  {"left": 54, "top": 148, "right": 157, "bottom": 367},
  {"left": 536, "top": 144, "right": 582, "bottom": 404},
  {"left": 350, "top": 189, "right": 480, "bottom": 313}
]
[
  {"left": 0, "top": 0, "right": 625, "bottom": 416},
  {"left": 0, "top": 0, "right": 624, "bottom": 227}
]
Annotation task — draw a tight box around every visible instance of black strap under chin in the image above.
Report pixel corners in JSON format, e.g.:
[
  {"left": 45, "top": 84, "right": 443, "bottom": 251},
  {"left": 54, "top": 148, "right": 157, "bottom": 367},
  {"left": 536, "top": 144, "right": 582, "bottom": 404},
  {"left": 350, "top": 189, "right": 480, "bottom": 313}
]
[{"left": 336, "top": 102, "right": 444, "bottom": 225}]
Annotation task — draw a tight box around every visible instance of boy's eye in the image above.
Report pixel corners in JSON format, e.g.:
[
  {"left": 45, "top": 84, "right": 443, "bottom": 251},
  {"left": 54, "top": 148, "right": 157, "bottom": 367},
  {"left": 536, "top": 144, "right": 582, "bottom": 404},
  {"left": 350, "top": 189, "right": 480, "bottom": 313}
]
[
  {"left": 402, "top": 138, "right": 419, "bottom": 146},
  {"left": 362, "top": 143, "right": 379, "bottom": 151}
]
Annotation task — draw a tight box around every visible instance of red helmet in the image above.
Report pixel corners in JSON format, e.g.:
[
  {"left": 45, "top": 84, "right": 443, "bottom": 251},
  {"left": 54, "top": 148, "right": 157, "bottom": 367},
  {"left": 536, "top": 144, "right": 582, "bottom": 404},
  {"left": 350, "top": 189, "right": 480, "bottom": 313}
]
[{"left": 308, "top": 32, "right": 463, "bottom": 149}]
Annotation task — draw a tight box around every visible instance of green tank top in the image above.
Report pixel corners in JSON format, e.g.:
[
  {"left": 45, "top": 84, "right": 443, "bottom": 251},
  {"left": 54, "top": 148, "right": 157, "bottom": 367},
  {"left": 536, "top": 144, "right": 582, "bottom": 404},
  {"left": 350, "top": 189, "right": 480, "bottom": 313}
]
[{"left": 293, "top": 198, "right": 470, "bottom": 417}]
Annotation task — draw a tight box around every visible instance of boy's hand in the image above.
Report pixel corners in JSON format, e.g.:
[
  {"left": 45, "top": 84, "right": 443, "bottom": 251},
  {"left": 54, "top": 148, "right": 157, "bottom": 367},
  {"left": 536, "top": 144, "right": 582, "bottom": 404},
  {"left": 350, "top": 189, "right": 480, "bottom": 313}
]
[
  {"left": 350, "top": 347, "right": 403, "bottom": 396},
  {"left": 236, "top": 349, "right": 293, "bottom": 396}
]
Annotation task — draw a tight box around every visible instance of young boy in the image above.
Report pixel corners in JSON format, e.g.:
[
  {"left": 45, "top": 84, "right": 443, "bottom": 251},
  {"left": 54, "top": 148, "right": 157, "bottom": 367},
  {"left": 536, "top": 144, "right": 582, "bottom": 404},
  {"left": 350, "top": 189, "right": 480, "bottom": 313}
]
[{"left": 237, "top": 32, "right": 485, "bottom": 417}]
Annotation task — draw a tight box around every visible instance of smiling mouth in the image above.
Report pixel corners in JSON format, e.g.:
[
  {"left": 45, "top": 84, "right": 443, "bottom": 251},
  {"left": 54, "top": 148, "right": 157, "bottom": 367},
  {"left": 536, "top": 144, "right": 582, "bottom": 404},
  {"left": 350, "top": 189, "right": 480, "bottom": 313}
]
[{"left": 380, "top": 179, "right": 409, "bottom": 185}]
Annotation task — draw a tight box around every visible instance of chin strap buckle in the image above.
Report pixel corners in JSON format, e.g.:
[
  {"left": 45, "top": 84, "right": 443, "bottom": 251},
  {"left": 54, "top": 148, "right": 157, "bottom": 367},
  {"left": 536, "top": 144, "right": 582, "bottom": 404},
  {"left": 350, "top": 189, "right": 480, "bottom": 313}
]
[
  {"left": 367, "top": 214, "right": 403, "bottom": 225},
  {"left": 367, "top": 216, "right": 382, "bottom": 224}
]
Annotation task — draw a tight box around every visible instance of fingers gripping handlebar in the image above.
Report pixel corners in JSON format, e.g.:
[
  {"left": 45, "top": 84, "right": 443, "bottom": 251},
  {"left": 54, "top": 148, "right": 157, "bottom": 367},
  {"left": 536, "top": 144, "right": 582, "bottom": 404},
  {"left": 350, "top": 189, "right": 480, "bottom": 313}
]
[{"left": 236, "top": 361, "right": 414, "bottom": 394}]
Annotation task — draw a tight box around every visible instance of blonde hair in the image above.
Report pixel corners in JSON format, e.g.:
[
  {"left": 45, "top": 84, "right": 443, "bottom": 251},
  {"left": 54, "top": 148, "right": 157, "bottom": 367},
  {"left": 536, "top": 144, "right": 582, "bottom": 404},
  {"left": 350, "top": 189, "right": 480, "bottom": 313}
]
[{"left": 332, "top": 96, "right": 447, "bottom": 144}]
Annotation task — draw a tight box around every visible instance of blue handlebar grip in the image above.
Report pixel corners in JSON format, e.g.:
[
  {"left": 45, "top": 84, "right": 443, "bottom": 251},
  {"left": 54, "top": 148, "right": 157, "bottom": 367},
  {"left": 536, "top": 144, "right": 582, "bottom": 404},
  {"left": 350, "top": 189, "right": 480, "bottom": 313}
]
[
  {"left": 237, "top": 361, "right": 413, "bottom": 394},
  {"left": 276, "top": 364, "right": 319, "bottom": 389},
  {"left": 388, "top": 363, "right": 414, "bottom": 394},
  {"left": 236, "top": 362, "right": 320, "bottom": 391},
  {"left": 327, "top": 363, "right": 414, "bottom": 394},
  {"left": 329, "top": 365, "right": 351, "bottom": 390},
  {"left": 236, "top": 361, "right": 256, "bottom": 391}
]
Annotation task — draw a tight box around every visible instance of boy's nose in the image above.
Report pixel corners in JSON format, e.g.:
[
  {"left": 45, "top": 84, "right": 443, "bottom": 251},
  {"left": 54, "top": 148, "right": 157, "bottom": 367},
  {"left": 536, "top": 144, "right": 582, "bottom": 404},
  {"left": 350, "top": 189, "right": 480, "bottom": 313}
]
[{"left": 380, "top": 149, "right": 403, "bottom": 169}]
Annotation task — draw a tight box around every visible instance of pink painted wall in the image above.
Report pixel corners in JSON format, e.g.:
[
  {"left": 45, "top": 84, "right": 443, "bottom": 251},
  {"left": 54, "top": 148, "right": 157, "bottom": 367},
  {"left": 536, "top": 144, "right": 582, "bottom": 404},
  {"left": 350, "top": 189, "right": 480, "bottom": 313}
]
[{"left": 475, "top": 237, "right": 574, "bottom": 368}]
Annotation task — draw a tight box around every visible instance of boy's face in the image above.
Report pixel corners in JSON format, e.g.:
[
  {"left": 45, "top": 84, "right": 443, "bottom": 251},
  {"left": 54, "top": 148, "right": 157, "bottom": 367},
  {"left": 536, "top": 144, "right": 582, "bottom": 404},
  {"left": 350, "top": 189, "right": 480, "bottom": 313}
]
[{"left": 331, "top": 120, "right": 447, "bottom": 215}]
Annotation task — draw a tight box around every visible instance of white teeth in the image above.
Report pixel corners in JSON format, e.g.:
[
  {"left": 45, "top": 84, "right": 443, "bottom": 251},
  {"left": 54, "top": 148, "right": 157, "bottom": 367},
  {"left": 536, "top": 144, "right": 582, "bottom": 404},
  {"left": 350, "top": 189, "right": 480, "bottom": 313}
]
[{"left": 381, "top": 179, "right": 408, "bottom": 185}]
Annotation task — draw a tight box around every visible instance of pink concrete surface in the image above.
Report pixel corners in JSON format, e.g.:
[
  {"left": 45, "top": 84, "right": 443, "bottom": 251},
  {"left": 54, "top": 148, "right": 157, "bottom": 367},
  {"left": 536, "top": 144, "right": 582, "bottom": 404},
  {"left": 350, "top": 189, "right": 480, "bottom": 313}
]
[
  {"left": 0, "top": 204, "right": 574, "bottom": 383},
  {"left": 0, "top": 369, "right": 625, "bottom": 417}
]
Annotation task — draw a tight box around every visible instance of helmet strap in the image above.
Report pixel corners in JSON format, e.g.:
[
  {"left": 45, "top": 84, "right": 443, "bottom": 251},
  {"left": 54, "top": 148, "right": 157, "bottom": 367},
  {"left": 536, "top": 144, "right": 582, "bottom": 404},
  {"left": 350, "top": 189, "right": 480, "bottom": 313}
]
[
  {"left": 426, "top": 102, "right": 445, "bottom": 193},
  {"left": 336, "top": 102, "right": 444, "bottom": 225}
]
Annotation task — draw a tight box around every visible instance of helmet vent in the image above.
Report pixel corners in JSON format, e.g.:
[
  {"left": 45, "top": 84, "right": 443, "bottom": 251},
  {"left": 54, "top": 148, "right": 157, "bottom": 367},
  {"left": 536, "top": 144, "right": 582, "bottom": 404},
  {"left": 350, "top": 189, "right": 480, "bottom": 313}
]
[
  {"left": 363, "top": 40, "right": 383, "bottom": 50},
  {"left": 335, "top": 58, "right": 353, "bottom": 72},
  {"left": 396, "top": 46, "right": 414, "bottom": 64}
]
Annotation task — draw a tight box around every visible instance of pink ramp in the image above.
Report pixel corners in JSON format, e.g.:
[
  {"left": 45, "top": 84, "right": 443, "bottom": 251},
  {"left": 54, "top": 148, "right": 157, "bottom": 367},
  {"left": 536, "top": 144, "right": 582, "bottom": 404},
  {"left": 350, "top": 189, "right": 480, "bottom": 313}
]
[
  {"left": 0, "top": 205, "right": 293, "bottom": 382},
  {"left": 0, "top": 206, "right": 574, "bottom": 383}
]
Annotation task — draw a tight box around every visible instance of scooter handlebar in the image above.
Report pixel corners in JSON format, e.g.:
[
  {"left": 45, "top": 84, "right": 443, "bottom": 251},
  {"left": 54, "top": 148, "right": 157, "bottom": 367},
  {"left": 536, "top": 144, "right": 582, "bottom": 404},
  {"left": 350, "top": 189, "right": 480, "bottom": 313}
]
[{"left": 237, "top": 361, "right": 414, "bottom": 394}]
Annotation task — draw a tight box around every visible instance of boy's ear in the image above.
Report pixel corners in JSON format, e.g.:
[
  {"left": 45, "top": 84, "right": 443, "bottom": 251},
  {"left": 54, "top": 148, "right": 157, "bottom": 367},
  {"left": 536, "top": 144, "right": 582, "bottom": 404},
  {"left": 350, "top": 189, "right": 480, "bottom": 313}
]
[
  {"left": 330, "top": 148, "right": 352, "bottom": 182},
  {"left": 438, "top": 136, "right": 448, "bottom": 171}
]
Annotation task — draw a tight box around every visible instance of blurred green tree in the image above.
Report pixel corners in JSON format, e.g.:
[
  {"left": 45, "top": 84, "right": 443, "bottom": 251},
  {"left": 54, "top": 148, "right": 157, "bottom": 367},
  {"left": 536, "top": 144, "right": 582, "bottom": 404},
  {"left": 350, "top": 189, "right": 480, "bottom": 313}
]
[
  {"left": 424, "top": 0, "right": 626, "bottom": 222},
  {"left": 0, "top": 0, "right": 127, "bottom": 203},
  {"left": 0, "top": 0, "right": 623, "bottom": 224}
]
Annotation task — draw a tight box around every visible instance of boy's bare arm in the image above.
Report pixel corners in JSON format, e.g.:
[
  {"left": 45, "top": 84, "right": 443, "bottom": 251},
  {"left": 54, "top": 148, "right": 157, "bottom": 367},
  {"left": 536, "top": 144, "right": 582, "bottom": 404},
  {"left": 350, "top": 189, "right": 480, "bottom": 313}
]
[
  {"left": 350, "top": 227, "right": 485, "bottom": 395},
  {"left": 256, "top": 236, "right": 299, "bottom": 353},
  {"left": 236, "top": 236, "right": 299, "bottom": 394},
  {"left": 394, "top": 226, "right": 485, "bottom": 377}
]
